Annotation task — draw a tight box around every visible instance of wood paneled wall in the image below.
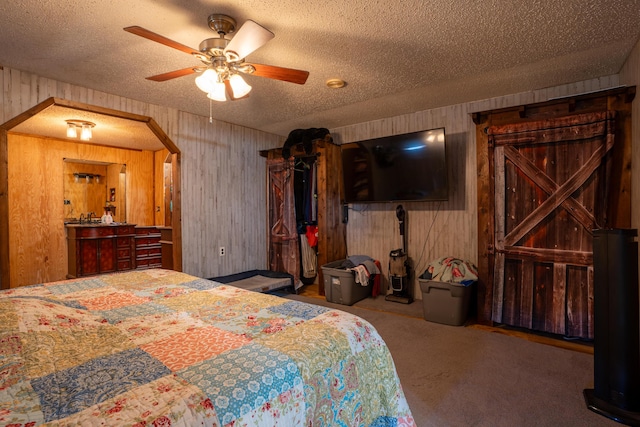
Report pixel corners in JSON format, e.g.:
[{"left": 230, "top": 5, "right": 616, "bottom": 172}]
[
  {"left": 1, "top": 66, "right": 281, "bottom": 288},
  {"left": 177, "top": 111, "right": 280, "bottom": 278},
  {"left": 2, "top": 59, "right": 635, "bottom": 292},
  {"left": 7, "top": 133, "right": 155, "bottom": 286},
  {"left": 331, "top": 74, "right": 625, "bottom": 301}
]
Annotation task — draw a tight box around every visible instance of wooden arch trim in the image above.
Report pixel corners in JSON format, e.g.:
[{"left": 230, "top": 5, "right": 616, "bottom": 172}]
[{"left": 0, "top": 97, "right": 182, "bottom": 289}]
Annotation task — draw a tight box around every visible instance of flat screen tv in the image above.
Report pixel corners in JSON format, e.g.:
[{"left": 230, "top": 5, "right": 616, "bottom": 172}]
[{"left": 341, "top": 128, "right": 448, "bottom": 203}]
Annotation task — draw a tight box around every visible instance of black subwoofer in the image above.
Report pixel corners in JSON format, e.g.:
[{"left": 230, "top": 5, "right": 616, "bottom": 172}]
[{"left": 584, "top": 228, "right": 640, "bottom": 425}]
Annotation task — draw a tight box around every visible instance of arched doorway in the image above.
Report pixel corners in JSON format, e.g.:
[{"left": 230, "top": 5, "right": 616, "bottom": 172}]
[{"left": 0, "top": 97, "right": 182, "bottom": 288}]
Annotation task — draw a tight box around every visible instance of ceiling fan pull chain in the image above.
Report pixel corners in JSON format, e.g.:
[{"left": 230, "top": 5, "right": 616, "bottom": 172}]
[{"left": 209, "top": 98, "right": 213, "bottom": 124}]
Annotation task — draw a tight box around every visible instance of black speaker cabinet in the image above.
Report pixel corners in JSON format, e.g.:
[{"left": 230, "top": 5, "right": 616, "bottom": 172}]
[{"left": 584, "top": 228, "right": 640, "bottom": 425}]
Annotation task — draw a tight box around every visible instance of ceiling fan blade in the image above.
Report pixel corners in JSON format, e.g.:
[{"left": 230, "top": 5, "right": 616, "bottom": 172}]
[
  {"left": 146, "top": 67, "right": 203, "bottom": 82},
  {"left": 124, "top": 26, "right": 200, "bottom": 56},
  {"left": 247, "top": 63, "right": 309, "bottom": 85},
  {"left": 224, "top": 20, "right": 274, "bottom": 59}
]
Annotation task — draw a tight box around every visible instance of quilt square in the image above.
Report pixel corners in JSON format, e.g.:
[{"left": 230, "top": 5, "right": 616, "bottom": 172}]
[
  {"left": 132, "top": 284, "right": 194, "bottom": 300},
  {"left": 207, "top": 307, "right": 299, "bottom": 338},
  {"left": 11, "top": 298, "right": 97, "bottom": 332},
  {"left": 158, "top": 291, "right": 224, "bottom": 313},
  {"left": 178, "top": 342, "right": 301, "bottom": 425},
  {"left": 21, "top": 325, "right": 135, "bottom": 378},
  {"left": 96, "top": 302, "right": 174, "bottom": 324},
  {"left": 103, "top": 270, "right": 202, "bottom": 290},
  {"left": 116, "top": 311, "right": 208, "bottom": 347},
  {"left": 30, "top": 348, "right": 171, "bottom": 422},
  {"left": 140, "top": 326, "right": 251, "bottom": 371},
  {"left": 268, "top": 300, "right": 331, "bottom": 320},
  {"left": 256, "top": 321, "right": 351, "bottom": 381},
  {"left": 311, "top": 310, "right": 386, "bottom": 354},
  {"left": 183, "top": 278, "right": 223, "bottom": 291},
  {"left": 46, "top": 277, "right": 109, "bottom": 295},
  {"left": 49, "top": 375, "right": 218, "bottom": 427},
  {"left": 79, "top": 292, "right": 151, "bottom": 311}
]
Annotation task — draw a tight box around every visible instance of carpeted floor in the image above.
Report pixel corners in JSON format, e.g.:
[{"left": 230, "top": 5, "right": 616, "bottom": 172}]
[{"left": 284, "top": 288, "right": 619, "bottom": 427}]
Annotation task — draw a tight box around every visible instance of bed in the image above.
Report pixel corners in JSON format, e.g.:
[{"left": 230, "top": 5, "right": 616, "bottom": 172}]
[{"left": 0, "top": 268, "right": 415, "bottom": 426}]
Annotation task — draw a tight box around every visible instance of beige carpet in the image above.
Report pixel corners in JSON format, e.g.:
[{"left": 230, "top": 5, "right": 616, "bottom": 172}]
[{"left": 284, "top": 292, "right": 619, "bottom": 427}]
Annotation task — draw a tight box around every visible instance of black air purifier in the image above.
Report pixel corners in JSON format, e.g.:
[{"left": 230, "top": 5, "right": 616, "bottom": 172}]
[{"left": 584, "top": 228, "right": 640, "bottom": 425}]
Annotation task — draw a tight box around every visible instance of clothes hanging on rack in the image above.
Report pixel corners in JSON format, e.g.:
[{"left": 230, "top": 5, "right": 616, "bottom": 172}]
[
  {"left": 293, "top": 156, "right": 318, "bottom": 225},
  {"left": 291, "top": 155, "right": 319, "bottom": 281},
  {"left": 300, "top": 234, "right": 317, "bottom": 278}
]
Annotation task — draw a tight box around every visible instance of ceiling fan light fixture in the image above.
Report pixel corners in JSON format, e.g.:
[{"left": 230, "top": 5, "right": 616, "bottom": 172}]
[
  {"left": 229, "top": 74, "right": 252, "bottom": 98},
  {"left": 207, "top": 81, "right": 227, "bottom": 102},
  {"left": 195, "top": 68, "right": 218, "bottom": 93}
]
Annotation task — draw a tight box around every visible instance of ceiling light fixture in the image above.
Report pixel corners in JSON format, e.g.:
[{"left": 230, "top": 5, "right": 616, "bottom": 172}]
[
  {"left": 66, "top": 122, "right": 78, "bottom": 138},
  {"left": 195, "top": 67, "right": 252, "bottom": 101},
  {"left": 66, "top": 120, "right": 95, "bottom": 141}
]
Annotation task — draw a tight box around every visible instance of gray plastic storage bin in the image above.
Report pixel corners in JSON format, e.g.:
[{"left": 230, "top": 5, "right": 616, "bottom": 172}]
[
  {"left": 322, "top": 260, "right": 371, "bottom": 305},
  {"left": 419, "top": 279, "right": 473, "bottom": 326}
]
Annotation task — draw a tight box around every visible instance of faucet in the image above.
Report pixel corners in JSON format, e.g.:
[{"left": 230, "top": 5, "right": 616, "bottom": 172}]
[
  {"left": 88, "top": 212, "right": 94, "bottom": 223},
  {"left": 79, "top": 213, "right": 85, "bottom": 224}
]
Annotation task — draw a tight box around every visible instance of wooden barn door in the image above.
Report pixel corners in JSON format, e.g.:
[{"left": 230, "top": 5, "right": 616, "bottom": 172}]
[{"left": 487, "top": 111, "right": 616, "bottom": 339}]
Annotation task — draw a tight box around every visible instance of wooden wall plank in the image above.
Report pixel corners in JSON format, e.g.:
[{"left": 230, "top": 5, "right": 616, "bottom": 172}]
[
  {"left": 492, "top": 252, "right": 506, "bottom": 322},
  {"left": 566, "top": 265, "right": 591, "bottom": 338},
  {"left": 520, "top": 259, "right": 534, "bottom": 329},
  {"left": 502, "top": 258, "right": 518, "bottom": 325},
  {"left": 550, "top": 263, "right": 567, "bottom": 335}
]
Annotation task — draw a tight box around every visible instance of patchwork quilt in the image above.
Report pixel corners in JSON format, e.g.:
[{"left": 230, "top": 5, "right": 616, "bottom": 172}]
[{"left": 0, "top": 269, "right": 415, "bottom": 426}]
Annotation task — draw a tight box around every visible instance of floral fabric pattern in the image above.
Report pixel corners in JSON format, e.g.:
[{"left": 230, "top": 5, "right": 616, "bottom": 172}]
[{"left": 0, "top": 269, "right": 415, "bottom": 426}]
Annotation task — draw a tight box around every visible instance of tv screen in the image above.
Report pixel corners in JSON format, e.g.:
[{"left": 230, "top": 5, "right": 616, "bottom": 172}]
[{"left": 341, "top": 128, "right": 448, "bottom": 203}]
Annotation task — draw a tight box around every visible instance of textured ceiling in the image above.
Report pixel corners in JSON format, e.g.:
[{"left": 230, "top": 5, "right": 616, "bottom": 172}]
[{"left": 1, "top": 0, "right": 640, "bottom": 144}]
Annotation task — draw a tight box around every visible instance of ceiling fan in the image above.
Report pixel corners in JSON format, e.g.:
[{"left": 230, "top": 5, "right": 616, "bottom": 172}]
[{"left": 124, "top": 14, "right": 309, "bottom": 101}]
